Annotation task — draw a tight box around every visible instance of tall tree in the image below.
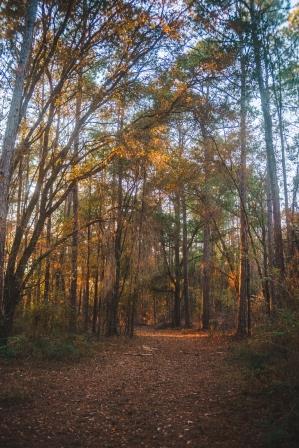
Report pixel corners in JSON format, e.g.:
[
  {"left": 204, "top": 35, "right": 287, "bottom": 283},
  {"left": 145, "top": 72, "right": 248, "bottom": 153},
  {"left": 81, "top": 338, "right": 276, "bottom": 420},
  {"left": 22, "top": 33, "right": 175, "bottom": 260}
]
[
  {"left": 237, "top": 36, "right": 250, "bottom": 337},
  {"left": 0, "top": 0, "right": 38, "bottom": 306},
  {"left": 248, "top": 0, "right": 285, "bottom": 304}
]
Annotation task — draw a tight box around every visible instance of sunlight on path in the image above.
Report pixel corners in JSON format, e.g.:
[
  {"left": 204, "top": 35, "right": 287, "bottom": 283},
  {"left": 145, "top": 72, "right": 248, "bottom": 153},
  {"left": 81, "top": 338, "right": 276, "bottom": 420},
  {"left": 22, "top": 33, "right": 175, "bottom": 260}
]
[{"left": 137, "top": 328, "right": 209, "bottom": 339}]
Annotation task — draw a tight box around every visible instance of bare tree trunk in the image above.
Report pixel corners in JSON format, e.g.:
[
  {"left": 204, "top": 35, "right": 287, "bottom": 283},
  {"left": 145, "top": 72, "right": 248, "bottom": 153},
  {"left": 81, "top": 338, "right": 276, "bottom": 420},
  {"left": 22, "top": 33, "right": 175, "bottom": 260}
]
[
  {"left": 268, "top": 46, "right": 292, "bottom": 257},
  {"left": 201, "top": 123, "right": 211, "bottom": 331},
  {"left": 69, "top": 75, "right": 82, "bottom": 332},
  {"left": 92, "top": 231, "right": 101, "bottom": 334},
  {"left": 44, "top": 215, "right": 51, "bottom": 304},
  {"left": 16, "top": 157, "right": 23, "bottom": 227},
  {"left": 237, "top": 48, "right": 250, "bottom": 337},
  {"left": 182, "top": 189, "right": 191, "bottom": 328},
  {"left": 128, "top": 169, "right": 147, "bottom": 337},
  {"left": 173, "top": 191, "right": 181, "bottom": 328},
  {"left": 261, "top": 214, "right": 272, "bottom": 315},
  {"left": 266, "top": 176, "right": 275, "bottom": 311},
  {"left": 202, "top": 219, "right": 211, "bottom": 330},
  {"left": 277, "top": 105, "right": 291, "bottom": 256},
  {"left": 249, "top": 0, "right": 285, "bottom": 305},
  {"left": 83, "top": 222, "right": 91, "bottom": 332},
  {"left": 106, "top": 160, "right": 123, "bottom": 336},
  {"left": 0, "top": 0, "right": 38, "bottom": 308}
]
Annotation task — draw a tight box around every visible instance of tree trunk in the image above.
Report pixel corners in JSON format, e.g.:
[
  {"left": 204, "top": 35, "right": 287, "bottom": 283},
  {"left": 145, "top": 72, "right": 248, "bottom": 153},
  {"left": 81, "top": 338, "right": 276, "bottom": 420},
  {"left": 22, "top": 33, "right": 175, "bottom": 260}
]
[
  {"left": 69, "top": 74, "right": 82, "bottom": 332},
  {"left": 182, "top": 189, "right": 191, "bottom": 328},
  {"left": 261, "top": 214, "right": 272, "bottom": 315},
  {"left": 128, "top": 169, "right": 147, "bottom": 337},
  {"left": 92, "top": 231, "right": 101, "bottom": 334},
  {"left": 202, "top": 220, "right": 211, "bottom": 330},
  {"left": 173, "top": 191, "right": 181, "bottom": 328},
  {"left": 269, "top": 46, "right": 292, "bottom": 257},
  {"left": 0, "top": 0, "right": 38, "bottom": 307},
  {"left": 83, "top": 223, "right": 91, "bottom": 332},
  {"left": 237, "top": 47, "right": 250, "bottom": 337},
  {"left": 106, "top": 159, "right": 123, "bottom": 336},
  {"left": 250, "top": 1, "right": 285, "bottom": 305},
  {"left": 44, "top": 216, "right": 51, "bottom": 303},
  {"left": 0, "top": 273, "right": 22, "bottom": 345},
  {"left": 201, "top": 123, "right": 211, "bottom": 331},
  {"left": 266, "top": 177, "right": 275, "bottom": 311}
]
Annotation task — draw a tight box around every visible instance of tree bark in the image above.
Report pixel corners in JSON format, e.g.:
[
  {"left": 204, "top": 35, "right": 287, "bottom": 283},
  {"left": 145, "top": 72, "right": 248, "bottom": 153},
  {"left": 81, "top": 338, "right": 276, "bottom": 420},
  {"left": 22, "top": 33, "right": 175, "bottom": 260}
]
[
  {"left": 249, "top": 0, "right": 285, "bottom": 305},
  {"left": 0, "top": 273, "right": 22, "bottom": 345},
  {"left": 106, "top": 159, "right": 123, "bottom": 336},
  {"left": 92, "top": 231, "right": 101, "bottom": 334},
  {"left": 0, "top": 0, "right": 38, "bottom": 307},
  {"left": 69, "top": 74, "right": 82, "bottom": 332},
  {"left": 43, "top": 215, "right": 51, "bottom": 304},
  {"left": 237, "top": 47, "right": 250, "bottom": 337},
  {"left": 173, "top": 191, "right": 181, "bottom": 328},
  {"left": 202, "top": 220, "right": 211, "bottom": 330},
  {"left": 201, "top": 123, "right": 211, "bottom": 331},
  {"left": 182, "top": 189, "right": 191, "bottom": 328}
]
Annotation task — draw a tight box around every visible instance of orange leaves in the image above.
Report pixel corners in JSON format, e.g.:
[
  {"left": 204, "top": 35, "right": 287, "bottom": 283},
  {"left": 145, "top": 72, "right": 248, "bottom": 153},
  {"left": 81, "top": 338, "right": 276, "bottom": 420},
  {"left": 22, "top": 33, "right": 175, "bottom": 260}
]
[
  {"left": 161, "top": 21, "right": 181, "bottom": 40},
  {"left": 113, "top": 123, "right": 169, "bottom": 168},
  {"left": 228, "top": 270, "right": 239, "bottom": 291},
  {"left": 148, "top": 150, "right": 169, "bottom": 169}
]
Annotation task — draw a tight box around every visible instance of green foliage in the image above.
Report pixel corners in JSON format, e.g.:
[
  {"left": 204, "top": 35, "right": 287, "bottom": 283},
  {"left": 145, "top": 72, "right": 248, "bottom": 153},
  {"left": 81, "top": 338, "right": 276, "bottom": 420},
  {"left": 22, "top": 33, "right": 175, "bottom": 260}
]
[
  {"left": 236, "top": 346, "right": 271, "bottom": 373},
  {"left": 15, "top": 302, "right": 70, "bottom": 338},
  {"left": 0, "top": 333, "right": 93, "bottom": 361},
  {"left": 232, "top": 310, "right": 299, "bottom": 448},
  {"left": 1, "top": 303, "right": 98, "bottom": 361}
]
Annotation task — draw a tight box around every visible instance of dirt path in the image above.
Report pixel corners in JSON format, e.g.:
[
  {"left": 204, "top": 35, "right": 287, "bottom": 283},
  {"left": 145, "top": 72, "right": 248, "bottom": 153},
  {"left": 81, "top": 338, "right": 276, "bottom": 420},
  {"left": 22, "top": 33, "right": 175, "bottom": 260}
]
[{"left": 0, "top": 328, "right": 263, "bottom": 448}]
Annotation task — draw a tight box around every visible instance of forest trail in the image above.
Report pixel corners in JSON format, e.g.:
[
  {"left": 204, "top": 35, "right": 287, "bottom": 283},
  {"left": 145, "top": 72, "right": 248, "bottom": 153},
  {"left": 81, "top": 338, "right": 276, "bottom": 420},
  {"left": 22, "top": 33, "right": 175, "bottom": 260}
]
[{"left": 0, "top": 328, "right": 263, "bottom": 448}]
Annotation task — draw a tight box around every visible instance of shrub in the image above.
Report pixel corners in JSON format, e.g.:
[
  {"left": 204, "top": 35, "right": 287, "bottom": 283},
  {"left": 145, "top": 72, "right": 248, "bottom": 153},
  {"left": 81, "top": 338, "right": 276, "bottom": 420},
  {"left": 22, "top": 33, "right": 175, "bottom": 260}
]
[
  {"left": 231, "top": 309, "right": 299, "bottom": 448},
  {"left": 0, "top": 334, "right": 93, "bottom": 361}
]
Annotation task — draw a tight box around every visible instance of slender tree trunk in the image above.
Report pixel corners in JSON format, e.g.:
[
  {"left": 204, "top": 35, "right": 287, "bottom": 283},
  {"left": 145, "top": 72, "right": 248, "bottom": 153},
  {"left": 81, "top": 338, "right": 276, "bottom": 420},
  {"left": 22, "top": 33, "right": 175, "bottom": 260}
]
[
  {"left": 43, "top": 215, "right": 51, "bottom": 304},
  {"left": 16, "top": 157, "right": 23, "bottom": 227},
  {"left": 266, "top": 176, "right": 275, "bottom": 310},
  {"left": 237, "top": 48, "right": 250, "bottom": 337},
  {"left": 69, "top": 75, "right": 82, "bottom": 332},
  {"left": 250, "top": 1, "right": 285, "bottom": 305},
  {"left": 97, "top": 262, "right": 105, "bottom": 337},
  {"left": 261, "top": 215, "right": 272, "bottom": 315},
  {"left": 182, "top": 189, "right": 191, "bottom": 328},
  {"left": 269, "top": 48, "right": 292, "bottom": 257},
  {"left": 128, "top": 169, "right": 147, "bottom": 337},
  {"left": 35, "top": 244, "right": 42, "bottom": 305},
  {"left": 92, "top": 232, "right": 101, "bottom": 334},
  {"left": 201, "top": 123, "right": 211, "bottom": 331},
  {"left": 276, "top": 82, "right": 291, "bottom": 257},
  {"left": 202, "top": 220, "right": 211, "bottom": 330},
  {"left": 106, "top": 160, "right": 123, "bottom": 336},
  {"left": 92, "top": 270, "right": 99, "bottom": 335},
  {"left": 173, "top": 191, "right": 181, "bottom": 328},
  {"left": 83, "top": 223, "right": 91, "bottom": 332},
  {"left": 0, "top": 0, "right": 38, "bottom": 308}
]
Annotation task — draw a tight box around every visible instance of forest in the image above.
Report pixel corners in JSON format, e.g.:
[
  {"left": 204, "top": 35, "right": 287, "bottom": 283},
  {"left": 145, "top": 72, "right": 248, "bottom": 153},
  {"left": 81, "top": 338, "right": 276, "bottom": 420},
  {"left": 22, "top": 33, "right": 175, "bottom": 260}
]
[{"left": 0, "top": 1, "right": 298, "bottom": 447}]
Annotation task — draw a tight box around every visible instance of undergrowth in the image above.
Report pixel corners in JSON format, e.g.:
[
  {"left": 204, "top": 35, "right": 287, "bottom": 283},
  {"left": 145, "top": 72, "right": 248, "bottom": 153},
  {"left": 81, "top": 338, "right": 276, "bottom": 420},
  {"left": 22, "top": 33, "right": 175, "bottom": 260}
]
[
  {"left": 232, "top": 309, "right": 299, "bottom": 448},
  {"left": 0, "top": 334, "right": 96, "bottom": 361},
  {"left": 0, "top": 303, "right": 102, "bottom": 361}
]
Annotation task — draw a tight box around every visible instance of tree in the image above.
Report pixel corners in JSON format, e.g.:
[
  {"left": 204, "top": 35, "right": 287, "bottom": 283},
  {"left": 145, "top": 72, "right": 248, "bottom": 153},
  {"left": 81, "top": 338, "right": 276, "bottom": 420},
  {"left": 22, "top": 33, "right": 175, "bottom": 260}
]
[{"left": 0, "top": 0, "right": 38, "bottom": 307}]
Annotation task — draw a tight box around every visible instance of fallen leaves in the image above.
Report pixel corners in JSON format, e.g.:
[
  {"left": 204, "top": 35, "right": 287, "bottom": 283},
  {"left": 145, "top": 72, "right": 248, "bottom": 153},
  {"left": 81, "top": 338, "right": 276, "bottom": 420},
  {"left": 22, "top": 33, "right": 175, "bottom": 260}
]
[{"left": 0, "top": 328, "right": 262, "bottom": 448}]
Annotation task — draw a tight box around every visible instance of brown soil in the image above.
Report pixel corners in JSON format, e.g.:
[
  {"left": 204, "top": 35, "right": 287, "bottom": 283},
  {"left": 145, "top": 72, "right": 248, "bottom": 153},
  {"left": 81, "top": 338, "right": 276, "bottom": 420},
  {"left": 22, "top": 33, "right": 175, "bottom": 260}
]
[{"left": 0, "top": 328, "right": 264, "bottom": 448}]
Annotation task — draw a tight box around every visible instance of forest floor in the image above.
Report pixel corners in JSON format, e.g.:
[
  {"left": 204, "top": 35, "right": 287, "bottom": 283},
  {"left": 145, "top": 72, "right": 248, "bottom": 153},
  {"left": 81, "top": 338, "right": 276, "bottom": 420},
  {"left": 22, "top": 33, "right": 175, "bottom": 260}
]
[{"left": 0, "top": 327, "right": 267, "bottom": 448}]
